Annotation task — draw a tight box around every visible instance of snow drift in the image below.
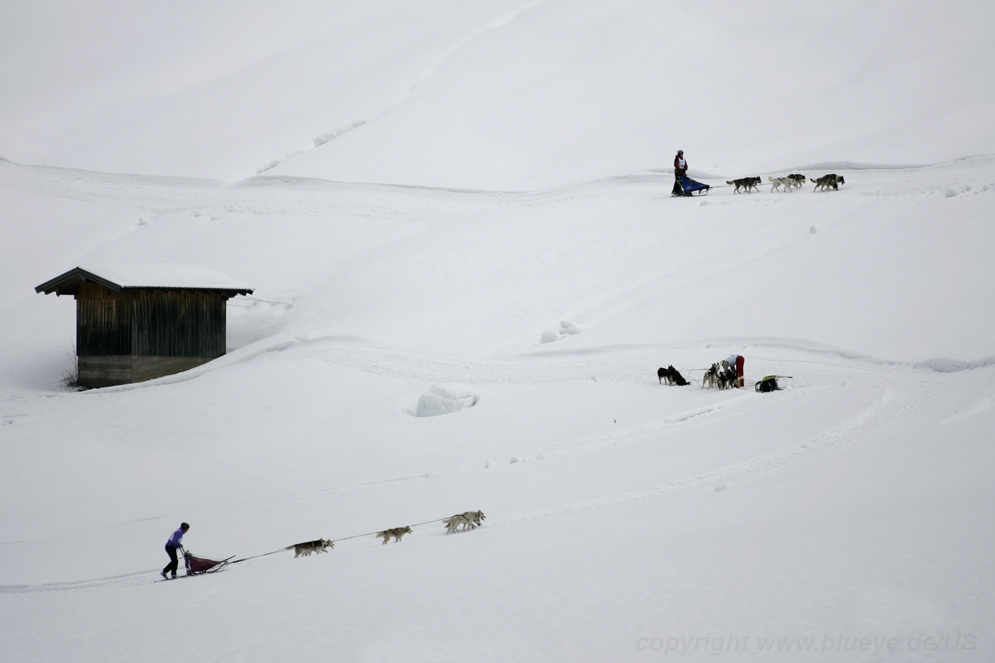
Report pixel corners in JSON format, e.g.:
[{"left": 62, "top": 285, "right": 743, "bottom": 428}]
[{"left": 416, "top": 382, "right": 480, "bottom": 417}]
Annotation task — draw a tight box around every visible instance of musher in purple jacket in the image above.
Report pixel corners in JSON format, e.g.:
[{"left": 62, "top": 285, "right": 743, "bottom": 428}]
[{"left": 162, "top": 522, "right": 189, "bottom": 579}]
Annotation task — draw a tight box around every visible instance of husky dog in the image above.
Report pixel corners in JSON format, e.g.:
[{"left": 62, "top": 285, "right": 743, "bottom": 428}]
[
  {"left": 444, "top": 511, "right": 486, "bottom": 534},
  {"left": 702, "top": 363, "right": 720, "bottom": 389},
  {"left": 726, "top": 177, "right": 761, "bottom": 193},
  {"left": 464, "top": 510, "right": 486, "bottom": 527},
  {"left": 664, "top": 365, "right": 689, "bottom": 386},
  {"left": 787, "top": 174, "right": 806, "bottom": 189},
  {"left": 377, "top": 526, "right": 413, "bottom": 544},
  {"left": 658, "top": 365, "right": 687, "bottom": 385},
  {"left": 769, "top": 176, "right": 791, "bottom": 192},
  {"left": 718, "top": 362, "right": 739, "bottom": 390},
  {"left": 444, "top": 514, "right": 471, "bottom": 534},
  {"left": 718, "top": 361, "right": 731, "bottom": 389},
  {"left": 727, "top": 367, "right": 739, "bottom": 388},
  {"left": 287, "top": 539, "right": 334, "bottom": 557},
  {"left": 811, "top": 174, "right": 845, "bottom": 191}
]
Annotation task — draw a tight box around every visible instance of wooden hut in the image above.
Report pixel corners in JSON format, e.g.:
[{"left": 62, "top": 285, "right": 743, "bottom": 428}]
[{"left": 36, "top": 264, "right": 253, "bottom": 388}]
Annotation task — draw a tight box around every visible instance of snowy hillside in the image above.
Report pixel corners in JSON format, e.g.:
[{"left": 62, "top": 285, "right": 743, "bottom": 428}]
[
  {"left": 2, "top": 1, "right": 995, "bottom": 186},
  {"left": 1, "top": 2, "right": 994, "bottom": 662}
]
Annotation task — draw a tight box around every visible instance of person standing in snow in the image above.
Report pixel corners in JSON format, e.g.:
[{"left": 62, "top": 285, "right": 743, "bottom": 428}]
[
  {"left": 162, "top": 522, "right": 189, "bottom": 579},
  {"left": 726, "top": 354, "right": 745, "bottom": 388},
  {"left": 673, "top": 150, "right": 688, "bottom": 195}
]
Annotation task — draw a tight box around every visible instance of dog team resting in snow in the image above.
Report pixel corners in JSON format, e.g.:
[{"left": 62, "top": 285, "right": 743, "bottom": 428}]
[
  {"left": 658, "top": 355, "right": 790, "bottom": 393},
  {"left": 658, "top": 355, "right": 746, "bottom": 390}
]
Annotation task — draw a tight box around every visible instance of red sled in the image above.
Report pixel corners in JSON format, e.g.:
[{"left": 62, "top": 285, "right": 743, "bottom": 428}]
[{"left": 184, "top": 551, "right": 233, "bottom": 575}]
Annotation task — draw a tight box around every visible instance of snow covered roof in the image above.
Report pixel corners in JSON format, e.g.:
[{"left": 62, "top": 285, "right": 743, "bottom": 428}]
[{"left": 35, "top": 263, "right": 254, "bottom": 296}]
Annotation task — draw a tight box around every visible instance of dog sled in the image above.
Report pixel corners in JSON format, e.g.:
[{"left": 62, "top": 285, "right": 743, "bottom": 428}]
[
  {"left": 184, "top": 551, "right": 234, "bottom": 576},
  {"left": 755, "top": 375, "right": 792, "bottom": 393},
  {"left": 672, "top": 175, "right": 710, "bottom": 197}
]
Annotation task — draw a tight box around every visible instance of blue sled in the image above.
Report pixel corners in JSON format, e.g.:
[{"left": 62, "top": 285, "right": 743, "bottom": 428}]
[{"left": 672, "top": 175, "right": 710, "bottom": 197}]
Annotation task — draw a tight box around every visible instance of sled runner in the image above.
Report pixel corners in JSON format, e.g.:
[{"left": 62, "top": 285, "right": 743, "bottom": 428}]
[
  {"left": 184, "top": 551, "right": 234, "bottom": 575},
  {"left": 672, "top": 175, "right": 710, "bottom": 197}
]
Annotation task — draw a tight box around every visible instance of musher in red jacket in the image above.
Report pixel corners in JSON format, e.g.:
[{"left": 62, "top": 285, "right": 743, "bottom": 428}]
[
  {"left": 673, "top": 150, "right": 688, "bottom": 195},
  {"left": 674, "top": 150, "right": 687, "bottom": 178}
]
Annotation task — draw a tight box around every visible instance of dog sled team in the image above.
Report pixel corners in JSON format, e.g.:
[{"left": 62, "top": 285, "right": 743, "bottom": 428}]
[
  {"left": 657, "top": 355, "right": 793, "bottom": 394},
  {"left": 658, "top": 354, "right": 745, "bottom": 390},
  {"left": 160, "top": 510, "right": 487, "bottom": 579},
  {"left": 675, "top": 149, "right": 845, "bottom": 195}
]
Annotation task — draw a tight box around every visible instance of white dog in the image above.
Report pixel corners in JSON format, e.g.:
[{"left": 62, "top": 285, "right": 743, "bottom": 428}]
[{"left": 444, "top": 511, "right": 486, "bottom": 534}]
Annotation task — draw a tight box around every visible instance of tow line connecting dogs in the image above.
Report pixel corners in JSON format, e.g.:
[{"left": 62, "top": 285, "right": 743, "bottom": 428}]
[{"left": 224, "top": 508, "right": 489, "bottom": 572}]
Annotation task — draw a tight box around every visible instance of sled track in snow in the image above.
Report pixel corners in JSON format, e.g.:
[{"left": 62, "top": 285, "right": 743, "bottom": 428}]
[
  {"left": 0, "top": 368, "right": 963, "bottom": 592},
  {"left": 0, "top": 570, "right": 155, "bottom": 595},
  {"left": 489, "top": 369, "right": 943, "bottom": 527}
]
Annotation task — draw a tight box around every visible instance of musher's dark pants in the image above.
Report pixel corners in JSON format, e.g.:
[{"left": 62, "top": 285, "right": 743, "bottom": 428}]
[
  {"left": 163, "top": 545, "right": 180, "bottom": 577},
  {"left": 673, "top": 170, "right": 686, "bottom": 196}
]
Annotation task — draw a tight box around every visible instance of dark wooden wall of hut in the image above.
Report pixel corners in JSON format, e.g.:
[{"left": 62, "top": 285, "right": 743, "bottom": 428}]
[
  {"left": 131, "top": 290, "right": 226, "bottom": 357},
  {"left": 76, "top": 284, "right": 132, "bottom": 355},
  {"left": 76, "top": 284, "right": 227, "bottom": 358}
]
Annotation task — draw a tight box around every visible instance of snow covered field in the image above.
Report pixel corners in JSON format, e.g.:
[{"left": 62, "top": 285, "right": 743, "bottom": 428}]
[{"left": 2, "top": 2, "right": 994, "bottom": 661}]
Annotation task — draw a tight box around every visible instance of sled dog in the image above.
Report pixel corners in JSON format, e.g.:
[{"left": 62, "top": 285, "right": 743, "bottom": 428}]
[
  {"left": 769, "top": 176, "right": 791, "bottom": 192},
  {"left": 702, "top": 363, "right": 720, "bottom": 389},
  {"left": 726, "top": 177, "right": 761, "bottom": 193},
  {"left": 671, "top": 366, "right": 689, "bottom": 386},
  {"left": 464, "top": 510, "right": 486, "bottom": 527},
  {"left": 658, "top": 366, "right": 684, "bottom": 385},
  {"left": 377, "top": 526, "right": 413, "bottom": 544},
  {"left": 787, "top": 174, "right": 806, "bottom": 189},
  {"left": 444, "top": 514, "right": 471, "bottom": 534},
  {"left": 658, "top": 365, "right": 689, "bottom": 386},
  {"left": 718, "top": 361, "right": 738, "bottom": 389},
  {"left": 811, "top": 174, "right": 845, "bottom": 191},
  {"left": 288, "top": 539, "right": 334, "bottom": 557},
  {"left": 444, "top": 511, "right": 486, "bottom": 534}
]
